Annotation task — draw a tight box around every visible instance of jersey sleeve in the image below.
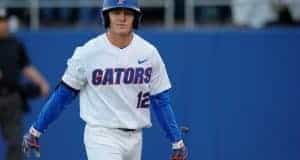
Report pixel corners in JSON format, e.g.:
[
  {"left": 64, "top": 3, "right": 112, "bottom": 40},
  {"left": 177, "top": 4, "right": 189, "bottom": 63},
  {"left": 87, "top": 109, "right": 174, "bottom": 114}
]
[
  {"left": 62, "top": 47, "right": 87, "bottom": 90},
  {"left": 150, "top": 48, "right": 171, "bottom": 95}
]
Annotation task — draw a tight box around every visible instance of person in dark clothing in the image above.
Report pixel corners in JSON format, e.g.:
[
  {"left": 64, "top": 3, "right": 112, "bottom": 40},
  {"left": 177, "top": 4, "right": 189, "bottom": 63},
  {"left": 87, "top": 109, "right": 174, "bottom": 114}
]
[{"left": 0, "top": 8, "right": 49, "bottom": 160}]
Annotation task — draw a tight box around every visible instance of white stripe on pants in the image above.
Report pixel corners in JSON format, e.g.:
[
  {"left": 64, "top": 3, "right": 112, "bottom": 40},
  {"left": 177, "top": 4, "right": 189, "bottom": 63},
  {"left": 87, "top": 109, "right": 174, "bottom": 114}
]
[{"left": 84, "top": 125, "right": 142, "bottom": 160}]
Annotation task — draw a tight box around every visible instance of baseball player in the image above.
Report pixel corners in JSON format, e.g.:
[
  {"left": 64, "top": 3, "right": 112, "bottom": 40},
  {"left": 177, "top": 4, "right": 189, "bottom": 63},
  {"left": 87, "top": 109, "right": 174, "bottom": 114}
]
[{"left": 22, "top": 0, "right": 188, "bottom": 160}]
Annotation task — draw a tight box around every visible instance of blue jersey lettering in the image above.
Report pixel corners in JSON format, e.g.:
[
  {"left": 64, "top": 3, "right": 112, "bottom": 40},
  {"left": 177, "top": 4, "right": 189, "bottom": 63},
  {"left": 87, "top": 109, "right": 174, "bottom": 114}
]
[{"left": 92, "top": 67, "right": 152, "bottom": 86}]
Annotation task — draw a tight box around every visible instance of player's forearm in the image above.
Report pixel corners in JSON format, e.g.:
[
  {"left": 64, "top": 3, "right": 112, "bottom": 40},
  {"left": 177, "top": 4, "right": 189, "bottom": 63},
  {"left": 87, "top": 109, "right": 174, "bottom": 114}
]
[
  {"left": 22, "top": 65, "right": 50, "bottom": 96},
  {"left": 32, "top": 82, "right": 78, "bottom": 134},
  {"left": 150, "top": 89, "right": 182, "bottom": 143}
]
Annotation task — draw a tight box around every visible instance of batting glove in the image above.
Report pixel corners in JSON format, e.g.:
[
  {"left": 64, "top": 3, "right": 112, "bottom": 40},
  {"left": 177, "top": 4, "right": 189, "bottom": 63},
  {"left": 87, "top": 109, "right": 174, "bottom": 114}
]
[
  {"left": 171, "top": 140, "right": 188, "bottom": 160},
  {"left": 22, "top": 127, "right": 42, "bottom": 158}
]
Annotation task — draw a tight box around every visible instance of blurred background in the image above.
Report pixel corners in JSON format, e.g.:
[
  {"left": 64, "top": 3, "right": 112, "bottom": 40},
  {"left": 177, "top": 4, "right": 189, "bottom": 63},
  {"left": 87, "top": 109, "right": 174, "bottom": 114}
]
[
  {"left": 1, "top": 0, "right": 300, "bottom": 160},
  {"left": 1, "top": 0, "right": 300, "bottom": 29}
]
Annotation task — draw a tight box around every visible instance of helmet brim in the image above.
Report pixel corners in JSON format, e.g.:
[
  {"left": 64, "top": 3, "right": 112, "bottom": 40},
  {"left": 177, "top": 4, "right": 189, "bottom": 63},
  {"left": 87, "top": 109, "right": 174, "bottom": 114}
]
[{"left": 102, "top": 6, "right": 141, "bottom": 14}]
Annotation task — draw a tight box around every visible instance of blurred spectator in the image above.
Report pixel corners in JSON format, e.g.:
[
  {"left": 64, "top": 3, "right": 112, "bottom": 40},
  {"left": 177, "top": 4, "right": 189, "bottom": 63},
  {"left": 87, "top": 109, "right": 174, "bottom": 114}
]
[
  {"left": 195, "top": 6, "right": 231, "bottom": 25},
  {"left": 78, "top": 7, "right": 92, "bottom": 25},
  {"left": 268, "top": 0, "right": 300, "bottom": 25},
  {"left": 40, "top": 0, "right": 73, "bottom": 26},
  {"left": 0, "top": 8, "right": 49, "bottom": 160},
  {"left": 6, "top": 9, "right": 29, "bottom": 27},
  {"left": 232, "top": 0, "right": 277, "bottom": 28},
  {"left": 288, "top": 1, "right": 300, "bottom": 23},
  {"left": 8, "top": 15, "right": 20, "bottom": 33},
  {"left": 40, "top": 8, "right": 55, "bottom": 24},
  {"left": 77, "top": 0, "right": 95, "bottom": 26}
]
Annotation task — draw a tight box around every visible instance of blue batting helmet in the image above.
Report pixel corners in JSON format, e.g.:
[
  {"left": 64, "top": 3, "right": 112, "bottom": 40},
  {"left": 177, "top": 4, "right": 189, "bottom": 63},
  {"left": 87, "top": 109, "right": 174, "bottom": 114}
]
[{"left": 101, "top": 0, "right": 142, "bottom": 29}]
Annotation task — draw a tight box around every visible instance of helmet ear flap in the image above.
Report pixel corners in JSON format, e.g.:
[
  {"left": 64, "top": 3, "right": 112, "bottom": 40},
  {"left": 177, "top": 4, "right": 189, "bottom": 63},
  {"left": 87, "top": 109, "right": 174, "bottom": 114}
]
[
  {"left": 102, "top": 11, "right": 110, "bottom": 28},
  {"left": 133, "top": 13, "right": 142, "bottom": 29}
]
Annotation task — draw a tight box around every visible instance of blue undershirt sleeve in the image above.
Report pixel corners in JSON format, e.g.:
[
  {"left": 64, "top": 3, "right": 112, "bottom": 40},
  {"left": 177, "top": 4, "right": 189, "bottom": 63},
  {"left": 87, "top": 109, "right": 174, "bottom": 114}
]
[
  {"left": 32, "top": 81, "right": 79, "bottom": 133},
  {"left": 150, "top": 89, "right": 182, "bottom": 143}
]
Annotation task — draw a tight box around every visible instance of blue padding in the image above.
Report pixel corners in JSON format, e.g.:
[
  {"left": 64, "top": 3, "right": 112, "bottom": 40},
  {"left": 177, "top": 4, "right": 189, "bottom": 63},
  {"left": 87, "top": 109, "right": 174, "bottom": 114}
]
[
  {"left": 151, "top": 89, "right": 182, "bottom": 143},
  {"left": 33, "top": 82, "right": 79, "bottom": 133}
]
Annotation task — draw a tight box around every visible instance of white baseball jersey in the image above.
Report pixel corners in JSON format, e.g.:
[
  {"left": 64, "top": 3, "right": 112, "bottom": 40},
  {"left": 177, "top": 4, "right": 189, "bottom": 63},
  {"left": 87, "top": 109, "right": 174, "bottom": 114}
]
[{"left": 62, "top": 33, "right": 171, "bottom": 129}]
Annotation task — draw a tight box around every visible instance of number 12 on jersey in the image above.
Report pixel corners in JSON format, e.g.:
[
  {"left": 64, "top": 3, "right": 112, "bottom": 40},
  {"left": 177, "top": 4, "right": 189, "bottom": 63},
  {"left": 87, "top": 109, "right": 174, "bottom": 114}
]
[{"left": 137, "top": 91, "right": 150, "bottom": 108}]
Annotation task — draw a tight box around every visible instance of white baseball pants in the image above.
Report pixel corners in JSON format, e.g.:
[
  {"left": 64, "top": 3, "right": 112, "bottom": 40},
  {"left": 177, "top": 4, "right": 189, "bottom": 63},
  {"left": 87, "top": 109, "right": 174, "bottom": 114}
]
[{"left": 84, "top": 125, "right": 142, "bottom": 160}]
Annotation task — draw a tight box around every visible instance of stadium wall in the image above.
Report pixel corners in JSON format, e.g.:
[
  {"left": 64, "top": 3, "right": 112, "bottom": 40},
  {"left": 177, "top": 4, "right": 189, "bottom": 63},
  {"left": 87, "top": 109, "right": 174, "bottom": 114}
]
[{"left": 0, "top": 28, "right": 299, "bottom": 160}]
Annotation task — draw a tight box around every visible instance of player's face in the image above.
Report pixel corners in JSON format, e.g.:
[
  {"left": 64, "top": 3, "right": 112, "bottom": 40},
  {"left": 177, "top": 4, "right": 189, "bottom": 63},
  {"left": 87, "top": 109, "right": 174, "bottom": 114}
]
[
  {"left": 0, "top": 20, "right": 8, "bottom": 38},
  {"left": 108, "top": 9, "right": 135, "bottom": 36}
]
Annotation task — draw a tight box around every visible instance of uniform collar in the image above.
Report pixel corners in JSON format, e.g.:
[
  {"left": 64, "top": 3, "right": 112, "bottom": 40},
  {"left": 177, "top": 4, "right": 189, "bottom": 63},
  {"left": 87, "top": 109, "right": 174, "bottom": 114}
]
[{"left": 104, "top": 32, "right": 136, "bottom": 53}]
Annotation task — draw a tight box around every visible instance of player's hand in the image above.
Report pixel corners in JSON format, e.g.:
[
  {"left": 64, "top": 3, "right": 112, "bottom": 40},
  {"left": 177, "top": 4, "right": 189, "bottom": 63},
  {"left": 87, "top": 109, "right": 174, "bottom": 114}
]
[
  {"left": 22, "top": 131, "right": 41, "bottom": 158},
  {"left": 171, "top": 146, "right": 188, "bottom": 160},
  {"left": 171, "top": 140, "right": 188, "bottom": 160}
]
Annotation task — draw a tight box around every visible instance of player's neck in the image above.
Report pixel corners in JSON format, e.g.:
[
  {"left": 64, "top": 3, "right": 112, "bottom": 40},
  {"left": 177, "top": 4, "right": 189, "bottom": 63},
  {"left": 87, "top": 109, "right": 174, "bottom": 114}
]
[{"left": 106, "top": 31, "right": 133, "bottom": 49}]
